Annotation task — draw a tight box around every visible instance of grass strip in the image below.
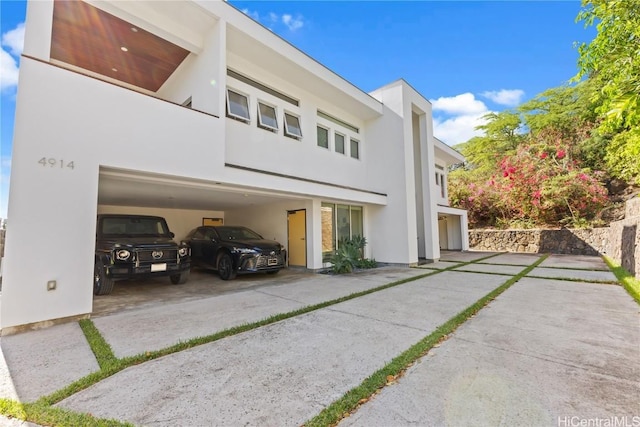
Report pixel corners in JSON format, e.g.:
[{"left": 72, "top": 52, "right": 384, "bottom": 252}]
[
  {"left": 0, "top": 399, "right": 132, "bottom": 427},
  {"left": 603, "top": 256, "right": 640, "bottom": 304},
  {"left": 476, "top": 261, "right": 609, "bottom": 272},
  {"left": 526, "top": 275, "right": 619, "bottom": 285},
  {"left": 4, "top": 251, "right": 508, "bottom": 426},
  {"left": 79, "top": 319, "right": 118, "bottom": 370},
  {"left": 304, "top": 253, "right": 549, "bottom": 427},
  {"left": 453, "top": 269, "right": 514, "bottom": 277}
]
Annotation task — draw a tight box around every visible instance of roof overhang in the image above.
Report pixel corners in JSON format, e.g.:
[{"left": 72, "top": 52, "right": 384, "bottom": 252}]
[
  {"left": 50, "top": 0, "right": 217, "bottom": 92},
  {"left": 435, "top": 138, "right": 465, "bottom": 165}
]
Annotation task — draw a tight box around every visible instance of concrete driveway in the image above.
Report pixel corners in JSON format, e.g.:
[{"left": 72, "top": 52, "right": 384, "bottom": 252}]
[{"left": 0, "top": 252, "right": 637, "bottom": 426}]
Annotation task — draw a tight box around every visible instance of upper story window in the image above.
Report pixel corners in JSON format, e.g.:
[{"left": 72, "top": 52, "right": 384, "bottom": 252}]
[
  {"left": 317, "top": 126, "right": 329, "bottom": 148},
  {"left": 284, "top": 113, "right": 302, "bottom": 139},
  {"left": 258, "top": 101, "right": 278, "bottom": 132},
  {"left": 226, "top": 89, "right": 250, "bottom": 122},
  {"left": 350, "top": 138, "right": 360, "bottom": 159},
  {"left": 335, "top": 133, "right": 345, "bottom": 154}
]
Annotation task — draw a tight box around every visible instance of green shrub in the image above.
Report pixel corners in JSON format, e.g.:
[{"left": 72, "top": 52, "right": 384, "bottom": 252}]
[{"left": 330, "top": 236, "right": 376, "bottom": 274}]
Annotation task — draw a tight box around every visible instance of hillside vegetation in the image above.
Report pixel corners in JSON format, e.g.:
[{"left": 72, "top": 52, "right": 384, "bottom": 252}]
[{"left": 449, "top": 0, "right": 639, "bottom": 229}]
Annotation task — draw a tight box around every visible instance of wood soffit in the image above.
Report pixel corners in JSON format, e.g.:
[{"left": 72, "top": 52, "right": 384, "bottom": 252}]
[{"left": 50, "top": 0, "right": 190, "bottom": 92}]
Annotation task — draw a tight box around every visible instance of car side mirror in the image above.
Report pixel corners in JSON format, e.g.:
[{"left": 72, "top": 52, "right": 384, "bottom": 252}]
[{"left": 170, "top": 232, "right": 175, "bottom": 238}]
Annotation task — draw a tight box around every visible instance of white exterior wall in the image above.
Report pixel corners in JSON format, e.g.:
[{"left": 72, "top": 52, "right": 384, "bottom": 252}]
[
  {"left": 369, "top": 82, "right": 441, "bottom": 262},
  {"left": 158, "top": 20, "right": 225, "bottom": 117}
]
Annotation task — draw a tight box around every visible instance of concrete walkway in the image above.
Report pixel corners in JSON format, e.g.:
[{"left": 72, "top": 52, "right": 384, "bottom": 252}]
[{"left": 0, "top": 252, "right": 637, "bottom": 427}]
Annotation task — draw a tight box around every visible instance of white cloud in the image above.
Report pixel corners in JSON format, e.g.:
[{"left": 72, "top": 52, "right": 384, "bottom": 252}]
[
  {"left": 433, "top": 112, "right": 490, "bottom": 146},
  {"left": 2, "top": 23, "right": 25, "bottom": 56},
  {"left": 481, "top": 89, "right": 525, "bottom": 106},
  {"left": 1, "top": 23, "right": 24, "bottom": 92},
  {"left": 241, "top": 8, "right": 260, "bottom": 21},
  {"left": 431, "top": 93, "right": 487, "bottom": 115},
  {"left": 241, "top": 10, "right": 304, "bottom": 32},
  {"left": 0, "top": 48, "right": 19, "bottom": 91},
  {"left": 430, "top": 93, "right": 492, "bottom": 145},
  {"left": 282, "top": 14, "right": 304, "bottom": 31}
]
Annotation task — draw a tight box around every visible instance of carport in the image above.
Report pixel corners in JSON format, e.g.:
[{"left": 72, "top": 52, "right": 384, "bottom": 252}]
[{"left": 95, "top": 166, "right": 316, "bottom": 311}]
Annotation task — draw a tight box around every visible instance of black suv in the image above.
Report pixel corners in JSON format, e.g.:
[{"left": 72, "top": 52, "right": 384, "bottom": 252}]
[{"left": 94, "top": 214, "right": 191, "bottom": 295}]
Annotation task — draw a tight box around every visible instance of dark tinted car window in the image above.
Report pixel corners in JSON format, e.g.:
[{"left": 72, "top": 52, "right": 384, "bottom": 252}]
[
  {"left": 204, "top": 228, "right": 218, "bottom": 240},
  {"left": 216, "top": 227, "right": 262, "bottom": 240},
  {"left": 102, "top": 217, "right": 169, "bottom": 236},
  {"left": 191, "top": 228, "right": 206, "bottom": 239}
]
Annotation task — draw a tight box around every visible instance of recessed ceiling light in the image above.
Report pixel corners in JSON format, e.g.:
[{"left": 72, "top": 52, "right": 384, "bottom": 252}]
[
  {"left": 120, "top": 46, "right": 128, "bottom": 52},
  {"left": 131, "top": 27, "right": 138, "bottom": 32}
]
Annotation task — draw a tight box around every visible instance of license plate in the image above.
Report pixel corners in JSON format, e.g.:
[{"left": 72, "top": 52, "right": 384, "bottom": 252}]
[
  {"left": 268, "top": 258, "right": 278, "bottom": 266},
  {"left": 151, "top": 263, "right": 167, "bottom": 272}
]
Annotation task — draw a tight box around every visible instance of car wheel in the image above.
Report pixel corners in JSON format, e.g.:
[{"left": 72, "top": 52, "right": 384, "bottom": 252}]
[
  {"left": 94, "top": 260, "right": 114, "bottom": 295},
  {"left": 266, "top": 270, "right": 279, "bottom": 275},
  {"left": 217, "top": 253, "right": 236, "bottom": 280},
  {"left": 170, "top": 270, "right": 190, "bottom": 285}
]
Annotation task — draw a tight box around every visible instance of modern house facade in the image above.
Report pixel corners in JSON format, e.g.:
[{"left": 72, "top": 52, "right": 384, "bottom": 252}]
[{"left": 2, "top": 0, "right": 468, "bottom": 331}]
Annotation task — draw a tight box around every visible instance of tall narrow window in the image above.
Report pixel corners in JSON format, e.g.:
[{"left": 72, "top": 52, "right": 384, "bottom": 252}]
[
  {"left": 350, "top": 138, "right": 359, "bottom": 159},
  {"left": 284, "top": 113, "right": 302, "bottom": 139},
  {"left": 335, "top": 133, "right": 345, "bottom": 154},
  {"left": 257, "top": 102, "right": 278, "bottom": 131},
  {"left": 226, "top": 89, "right": 250, "bottom": 121},
  {"left": 317, "top": 126, "right": 329, "bottom": 148},
  {"left": 321, "top": 203, "right": 335, "bottom": 262}
]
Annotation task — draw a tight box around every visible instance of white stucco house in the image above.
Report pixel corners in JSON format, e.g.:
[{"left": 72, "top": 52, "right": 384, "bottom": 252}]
[{"left": 2, "top": 0, "right": 468, "bottom": 332}]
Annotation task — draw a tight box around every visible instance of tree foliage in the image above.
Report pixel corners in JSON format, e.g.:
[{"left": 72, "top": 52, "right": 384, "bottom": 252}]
[{"left": 576, "top": 0, "right": 640, "bottom": 182}]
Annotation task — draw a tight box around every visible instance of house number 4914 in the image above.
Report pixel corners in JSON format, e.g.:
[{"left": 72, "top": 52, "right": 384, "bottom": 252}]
[{"left": 38, "top": 157, "right": 75, "bottom": 170}]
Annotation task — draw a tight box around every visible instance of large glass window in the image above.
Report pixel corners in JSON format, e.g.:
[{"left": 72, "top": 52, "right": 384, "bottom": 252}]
[
  {"left": 226, "top": 89, "right": 250, "bottom": 121},
  {"left": 321, "top": 203, "right": 364, "bottom": 262},
  {"left": 317, "top": 126, "right": 329, "bottom": 148},
  {"left": 257, "top": 102, "right": 278, "bottom": 131},
  {"left": 335, "top": 133, "right": 345, "bottom": 154}
]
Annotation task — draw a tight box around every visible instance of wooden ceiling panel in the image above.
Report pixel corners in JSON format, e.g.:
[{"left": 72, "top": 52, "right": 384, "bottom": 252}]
[{"left": 51, "top": 0, "right": 190, "bottom": 92}]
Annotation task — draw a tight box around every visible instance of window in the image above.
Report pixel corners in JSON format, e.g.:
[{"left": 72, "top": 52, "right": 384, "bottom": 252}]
[
  {"left": 335, "top": 133, "right": 345, "bottom": 154},
  {"left": 226, "top": 89, "right": 250, "bottom": 121},
  {"left": 435, "top": 172, "right": 439, "bottom": 185},
  {"left": 317, "top": 126, "right": 329, "bottom": 148},
  {"left": 284, "top": 113, "right": 302, "bottom": 139},
  {"left": 350, "top": 138, "right": 359, "bottom": 159},
  {"left": 321, "top": 203, "right": 364, "bottom": 262},
  {"left": 258, "top": 102, "right": 278, "bottom": 131}
]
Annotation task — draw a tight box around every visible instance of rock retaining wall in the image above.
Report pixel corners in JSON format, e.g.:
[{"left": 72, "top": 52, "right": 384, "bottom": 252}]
[{"left": 469, "top": 197, "right": 640, "bottom": 278}]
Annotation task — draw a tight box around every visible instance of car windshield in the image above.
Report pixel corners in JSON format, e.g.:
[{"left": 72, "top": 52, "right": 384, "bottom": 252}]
[
  {"left": 101, "top": 217, "right": 170, "bottom": 237},
  {"left": 216, "top": 227, "right": 262, "bottom": 241}
]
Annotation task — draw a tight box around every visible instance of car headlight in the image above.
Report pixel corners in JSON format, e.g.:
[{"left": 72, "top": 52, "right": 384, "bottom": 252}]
[
  {"left": 115, "top": 249, "right": 131, "bottom": 261},
  {"left": 178, "top": 247, "right": 189, "bottom": 257},
  {"left": 234, "top": 247, "right": 258, "bottom": 254}
]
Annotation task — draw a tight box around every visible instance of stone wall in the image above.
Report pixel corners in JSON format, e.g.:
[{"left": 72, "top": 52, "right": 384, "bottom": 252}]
[{"left": 469, "top": 197, "right": 640, "bottom": 278}]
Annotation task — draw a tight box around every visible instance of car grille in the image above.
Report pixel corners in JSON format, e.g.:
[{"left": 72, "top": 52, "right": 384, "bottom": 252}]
[
  {"left": 256, "top": 251, "right": 283, "bottom": 268},
  {"left": 137, "top": 249, "right": 178, "bottom": 263}
]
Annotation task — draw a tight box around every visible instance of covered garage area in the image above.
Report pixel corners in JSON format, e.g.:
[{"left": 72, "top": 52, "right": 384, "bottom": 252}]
[{"left": 94, "top": 167, "right": 317, "bottom": 312}]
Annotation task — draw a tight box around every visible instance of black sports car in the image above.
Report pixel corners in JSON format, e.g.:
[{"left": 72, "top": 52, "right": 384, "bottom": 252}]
[{"left": 186, "top": 226, "right": 286, "bottom": 280}]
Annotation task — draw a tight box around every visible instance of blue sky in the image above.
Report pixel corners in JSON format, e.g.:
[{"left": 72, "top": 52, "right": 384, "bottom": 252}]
[{"left": 0, "top": 1, "right": 595, "bottom": 219}]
